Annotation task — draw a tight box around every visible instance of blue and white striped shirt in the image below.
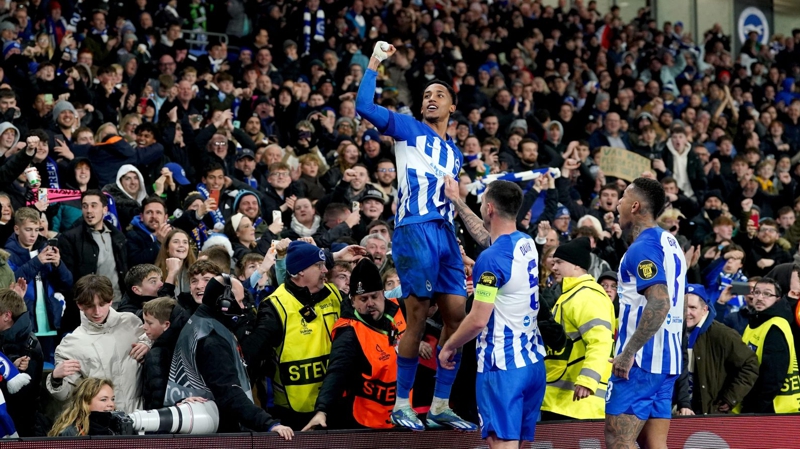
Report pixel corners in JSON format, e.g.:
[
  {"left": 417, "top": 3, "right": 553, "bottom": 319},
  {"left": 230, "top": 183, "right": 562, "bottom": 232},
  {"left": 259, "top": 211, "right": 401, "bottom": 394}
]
[
  {"left": 615, "top": 227, "right": 686, "bottom": 375},
  {"left": 473, "top": 232, "right": 545, "bottom": 373}
]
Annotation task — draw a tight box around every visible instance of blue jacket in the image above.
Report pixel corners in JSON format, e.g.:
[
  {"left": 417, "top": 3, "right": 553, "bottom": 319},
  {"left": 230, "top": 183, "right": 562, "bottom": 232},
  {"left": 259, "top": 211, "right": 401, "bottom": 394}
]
[{"left": 5, "top": 235, "right": 72, "bottom": 332}]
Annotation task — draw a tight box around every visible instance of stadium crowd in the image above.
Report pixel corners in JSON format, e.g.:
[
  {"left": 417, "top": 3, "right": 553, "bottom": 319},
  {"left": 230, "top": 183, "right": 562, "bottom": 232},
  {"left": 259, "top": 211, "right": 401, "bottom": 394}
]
[{"left": 0, "top": 0, "right": 798, "bottom": 440}]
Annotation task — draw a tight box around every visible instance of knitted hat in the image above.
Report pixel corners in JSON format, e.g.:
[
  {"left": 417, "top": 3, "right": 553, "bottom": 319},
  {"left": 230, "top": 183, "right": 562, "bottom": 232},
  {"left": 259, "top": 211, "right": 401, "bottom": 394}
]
[
  {"left": 183, "top": 192, "right": 204, "bottom": 210},
  {"left": 286, "top": 241, "right": 326, "bottom": 276},
  {"left": 363, "top": 129, "right": 380, "bottom": 143},
  {"left": 553, "top": 237, "right": 592, "bottom": 271},
  {"left": 349, "top": 258, "right": 383, "bottom": 296},
  {"left": 233, "top": 190, "right": 261, "bottom": 213},
  {"left": 2, "top": 41, "right": 20, "bottom": 59},
  {"left": 52, "top": 101, "right": 78, "bottom": 119}
]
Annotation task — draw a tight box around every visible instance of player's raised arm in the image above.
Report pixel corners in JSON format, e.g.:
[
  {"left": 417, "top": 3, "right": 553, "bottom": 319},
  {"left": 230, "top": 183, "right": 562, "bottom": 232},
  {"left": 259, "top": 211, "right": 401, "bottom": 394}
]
[{"left": 355, "top": 41, "right": 396, "bottom": 130}]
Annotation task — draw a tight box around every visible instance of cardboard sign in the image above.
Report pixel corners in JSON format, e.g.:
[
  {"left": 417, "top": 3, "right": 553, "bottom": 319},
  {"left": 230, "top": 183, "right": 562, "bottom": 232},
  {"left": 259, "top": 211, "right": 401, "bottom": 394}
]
[{"left": 598, "top": 147, "right": 651, "bottom": 182}]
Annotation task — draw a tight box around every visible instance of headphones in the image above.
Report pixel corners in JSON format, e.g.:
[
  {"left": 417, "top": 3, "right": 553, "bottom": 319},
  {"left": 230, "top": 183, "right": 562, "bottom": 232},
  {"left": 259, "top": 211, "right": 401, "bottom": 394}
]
[{"left": 216, "top": 275, "right": 243, "bottom": 320}]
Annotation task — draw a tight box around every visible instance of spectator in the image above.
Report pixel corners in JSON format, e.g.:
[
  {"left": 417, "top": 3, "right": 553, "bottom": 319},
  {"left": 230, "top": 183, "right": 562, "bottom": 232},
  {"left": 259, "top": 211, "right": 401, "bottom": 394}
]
[
  {"left": 48, "top": 378, "right": 117, "bottom": 436},
  {"left": 46, "top": 275, "right": 147, "bottom": 414},
  {"left": 178, "top": 260, "right": 222, "bottom": 315},
  {"left": 588, "top": 112, "right": 631, "bottom": 150},
  {"left": 58, "top": 190, "right": 127, "bottom": 315},
  {"left": 104, "top": 165, "right": 147, "bottom": 230},
  {"left": 0, "top": 288, "right": 45, "bottom": 436},
  {"left": 154, "top": 229, "right": 197, "bottom": 295},
  {"left": 262, "top": 161, "right": 306, "bottom": 226},
  {"left": 117, "top": 264, "right": 165, "bottom": 318},
  {"left": 165, "top": 275, "right": 293, "bottom": 439},
  {"left": 232, "top": 191, "right": 271, "bottom": 240},
  {"left": 140, "top": 297, "right": 188, "bottom": 410},
  {"left": 662, "top": 125, "right": 707, "bottom": 199},
  {"left": 5, "top": 207, "right": 72, "bottom": 359},
  {"left": 125, "top": 197, "right": 170, "bottom": 267},
  {"left": 737, "top": 278, "right": 800, "bottom": 413},
  {"left": 673, "top": 285, "right": 758, "bottom": 415},
  {"left": 224, "top": 213, "right": 259, "bottom": 262},
  {"left": 743, "top": 219, "right": 792, "bottom": 278}
]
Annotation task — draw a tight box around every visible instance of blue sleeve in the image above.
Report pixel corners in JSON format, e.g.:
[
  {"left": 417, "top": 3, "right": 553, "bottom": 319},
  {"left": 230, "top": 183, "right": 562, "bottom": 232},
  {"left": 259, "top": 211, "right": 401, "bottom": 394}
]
[
  {"left": 473, "top": 247, "right": 511, "bottom": 290},
  {"left": 627, "top": 239, "right": 667, "bottom": 295},
  {"left": 356, "top": 69, "right": 391, "bottom": 130}
]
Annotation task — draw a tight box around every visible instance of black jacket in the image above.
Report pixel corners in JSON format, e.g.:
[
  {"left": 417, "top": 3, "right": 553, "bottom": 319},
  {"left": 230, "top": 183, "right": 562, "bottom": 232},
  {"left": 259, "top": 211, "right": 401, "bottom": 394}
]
[
  {"left": 0, "top": 313, "right": 44, "bottom": 436},
  {"left": 262, "top": 181, "right": 306, "bottom": 225},
  {"left": 192, "top": 305, "right": 280, "bottom": 433},
  {"left": 141, "top": 304, "right": 190, "bottom": 410},
  {"left": 741, "top": 299, "right": 794, "bottom": 413},
  {"left": 125, "top": 223, "right": 160, "bottom": 267},
  {"left": 58, "top": 221, "right": 128, "bottom": 332}
]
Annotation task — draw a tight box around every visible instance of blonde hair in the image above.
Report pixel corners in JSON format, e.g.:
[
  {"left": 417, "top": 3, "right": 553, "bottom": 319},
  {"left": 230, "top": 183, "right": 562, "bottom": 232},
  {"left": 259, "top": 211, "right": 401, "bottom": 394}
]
[
  {"left": 658, "top": 208, "right": 686, "bottom": 224},
  {"left": 49, "top": 378, "right": 114, "bottom": 437},
  {"left": 143, "top": 296, "right": 177, "bottom": 323}
]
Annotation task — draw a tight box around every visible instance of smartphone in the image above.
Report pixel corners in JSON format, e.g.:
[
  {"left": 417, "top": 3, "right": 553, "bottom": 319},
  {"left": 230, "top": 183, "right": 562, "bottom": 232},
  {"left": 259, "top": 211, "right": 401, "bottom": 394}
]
[
  {"left": 47, "top": 238, "right": 59, "bottom": 248},
  {"left": 731, "top": 281, "right": 751, "bottom": 296},
  {"left": 749, "top": 211, "right": 759, "bottom": 230},
  {"left": 272, "top": 210, "right": 283, "bottom": 224},
  {"left": 352, "top": 201, "right": 360, "bottom": 213},
  {"left": 232, "top": 120, "right": 240, "bottom": 129},
  {"left": 44, "top": 94, "right": 54, "bottom": 106},
  {"left": 38, "top": 187, "right": 48, "bottom": 203},
  {"left": 209, "top": 190, "right": 220, "bottom": 209},
  {"left": 271, "top": 240, "right": 279, "bottom": 249}
]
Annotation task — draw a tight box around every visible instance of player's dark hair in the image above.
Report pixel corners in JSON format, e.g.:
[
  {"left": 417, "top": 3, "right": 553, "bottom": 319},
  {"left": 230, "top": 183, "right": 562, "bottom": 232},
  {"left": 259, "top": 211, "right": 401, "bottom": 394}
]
[
  {"left": 423, "top": 79, "right": 457, "bottom": 106},
  {"left": 756, "top": 277, "right": 782, "bottom": 299},
  {"left": 631, "top": 177, "right": 666, "bottom": 219},
  {"left": 485, "top": 180, "right": 523, "bottom": 220}
]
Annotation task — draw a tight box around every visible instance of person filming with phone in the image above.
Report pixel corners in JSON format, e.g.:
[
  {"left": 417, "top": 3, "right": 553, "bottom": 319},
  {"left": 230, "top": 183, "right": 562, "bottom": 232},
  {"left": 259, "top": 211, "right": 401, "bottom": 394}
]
[{"left": 5, "top": 207, "right": 73, "bottom": 364}]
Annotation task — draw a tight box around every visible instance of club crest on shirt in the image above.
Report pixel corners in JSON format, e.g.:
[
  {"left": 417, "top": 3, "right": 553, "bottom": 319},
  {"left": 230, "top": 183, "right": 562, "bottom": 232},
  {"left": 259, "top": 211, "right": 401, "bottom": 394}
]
[
  {"left": 637, "top": 260, "right": 658, "bottom": 280},
  {"left": 478, "top": 272, "right": 497, "bottom": 287}
]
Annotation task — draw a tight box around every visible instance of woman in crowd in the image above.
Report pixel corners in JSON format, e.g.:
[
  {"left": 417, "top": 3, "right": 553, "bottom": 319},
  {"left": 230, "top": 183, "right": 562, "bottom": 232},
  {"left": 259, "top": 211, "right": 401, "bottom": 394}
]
[
  {"left": 297, "top": 153, "right": 326, "bottom": 203},
  {"left": 155, "top": 228, "right": 197, "bottom": 295},
  {"left": 224, "top": 213, "right": 258, "bottom": 262},
  {"left": 321, "top": 140, "right": 360, "bottom": 190}
]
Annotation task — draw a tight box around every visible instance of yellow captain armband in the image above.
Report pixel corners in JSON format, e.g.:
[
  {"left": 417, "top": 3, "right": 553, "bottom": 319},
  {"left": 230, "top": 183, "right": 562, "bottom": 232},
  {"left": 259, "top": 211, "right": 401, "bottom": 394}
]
[{"left": 474, "top": 271, "right": 499, "bottom": 303}]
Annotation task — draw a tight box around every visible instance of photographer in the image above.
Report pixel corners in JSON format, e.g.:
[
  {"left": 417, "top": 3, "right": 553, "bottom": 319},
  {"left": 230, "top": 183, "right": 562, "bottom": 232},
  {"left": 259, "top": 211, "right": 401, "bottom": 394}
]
[{"left": 165, "top": 275, "right": 293, "bottom": 440}]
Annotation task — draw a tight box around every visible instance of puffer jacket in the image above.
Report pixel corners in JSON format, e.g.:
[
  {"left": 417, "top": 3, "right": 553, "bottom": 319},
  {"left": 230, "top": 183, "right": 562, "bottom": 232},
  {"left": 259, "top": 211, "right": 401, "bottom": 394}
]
[
  {"left": 5, "top": 234, "right": 72, "bottom": 332},
  {"left": 141, "top": 304, "right": 190, "bottom": 410},
  {"left": 46, "top": 308, "right": 146, "bottom": 414}
]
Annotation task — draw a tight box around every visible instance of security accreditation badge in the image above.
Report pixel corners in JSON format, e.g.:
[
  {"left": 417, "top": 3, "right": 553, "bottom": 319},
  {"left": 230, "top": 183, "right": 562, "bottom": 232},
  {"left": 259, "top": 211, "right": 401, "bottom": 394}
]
[{"left": 475, "top": 271, "right": 499, "bottom": 303}]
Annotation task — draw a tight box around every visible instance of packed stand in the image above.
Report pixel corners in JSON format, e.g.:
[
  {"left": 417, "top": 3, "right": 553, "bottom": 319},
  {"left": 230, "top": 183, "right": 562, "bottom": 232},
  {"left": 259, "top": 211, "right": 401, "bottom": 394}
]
[{"left": 0, "top": 0, "right": 797, "bottom": 439}]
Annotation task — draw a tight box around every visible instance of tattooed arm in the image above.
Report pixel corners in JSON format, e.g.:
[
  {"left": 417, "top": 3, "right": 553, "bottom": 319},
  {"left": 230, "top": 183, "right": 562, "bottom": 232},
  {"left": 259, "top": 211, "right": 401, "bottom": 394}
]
[
  {"left": 612, "top": 283, "right": 671, "bottom": 379},
  {"left": 443, "top": 176, "right": 491, "bottom": 248}
]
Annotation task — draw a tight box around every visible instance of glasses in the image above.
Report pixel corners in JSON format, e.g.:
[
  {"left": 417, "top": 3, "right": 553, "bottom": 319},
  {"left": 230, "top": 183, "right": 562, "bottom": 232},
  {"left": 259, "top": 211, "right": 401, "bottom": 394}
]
[
  {"left": 600, "top": 282, "right": 617, "bottom": 290},
  {"left": 377, "top": 168, "right": 396, "bottom": 173},
  {"left": 270, "top": 172, "right": 290, "bottom": 178},
  {"left": 752, "top": 289, "right": 778, "bottom": 298},
  {"left": 213, "top": 141, "right": 227, "bottom": 147}
]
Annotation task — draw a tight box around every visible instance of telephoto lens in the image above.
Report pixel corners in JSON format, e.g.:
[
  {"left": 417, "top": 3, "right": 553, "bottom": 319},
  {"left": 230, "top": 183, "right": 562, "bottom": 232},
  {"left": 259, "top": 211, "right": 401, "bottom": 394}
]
[{"left": 128, "top": 401, "right": 220, "bottom": 434}]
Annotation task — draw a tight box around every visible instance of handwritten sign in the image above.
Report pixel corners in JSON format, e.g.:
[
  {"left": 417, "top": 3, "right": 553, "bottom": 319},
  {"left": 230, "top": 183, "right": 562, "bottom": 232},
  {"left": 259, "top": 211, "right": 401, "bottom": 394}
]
[{"left": 598, "top": 147, "right": 651, "bottom": 182}]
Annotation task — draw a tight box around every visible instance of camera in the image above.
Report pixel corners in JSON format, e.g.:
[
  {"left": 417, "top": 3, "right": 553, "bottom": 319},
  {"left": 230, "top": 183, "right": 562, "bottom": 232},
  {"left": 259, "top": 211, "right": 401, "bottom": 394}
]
[{"left": 110, "top": 401, "right": 220, "bottom": 435}]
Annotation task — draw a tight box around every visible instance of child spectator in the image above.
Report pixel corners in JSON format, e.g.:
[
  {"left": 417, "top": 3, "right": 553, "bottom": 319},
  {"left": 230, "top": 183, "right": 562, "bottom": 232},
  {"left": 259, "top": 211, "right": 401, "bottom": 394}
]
[
  {"left": 178, "top": 260, "right": 222, "bottom": 315},
  {"left": 5, "top": 207, "right": 72, "bottom": 361},
  {"left": 141, "top": 297, "right": 189, "bottom": 409}
]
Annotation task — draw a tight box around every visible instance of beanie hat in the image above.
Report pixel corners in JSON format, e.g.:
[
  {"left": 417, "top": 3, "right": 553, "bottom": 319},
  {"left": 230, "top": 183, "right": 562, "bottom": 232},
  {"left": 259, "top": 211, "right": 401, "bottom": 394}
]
[
  {"left": 2, "top": 41, "right": 20, "bottom": 59},
  {"left": 52, "top": 101, "right": 78, "bottom": 119},
  {"left": 686, "top": 284, "right": 709, "bottom": 304},
  {"left": 286, "top": 241, "right": 326, "bottom": 276},
  {"left": 350, "top": 258, "right": 383, "bottom": 296},
  {"left": 183, "top": 192, "right": 204, "bottom": 210},
  {"left": 553, "top": 237, "right": 592, "bottom": 271},
  {"left": 233, "top": 190, "right": 261, "bottom": 213}
]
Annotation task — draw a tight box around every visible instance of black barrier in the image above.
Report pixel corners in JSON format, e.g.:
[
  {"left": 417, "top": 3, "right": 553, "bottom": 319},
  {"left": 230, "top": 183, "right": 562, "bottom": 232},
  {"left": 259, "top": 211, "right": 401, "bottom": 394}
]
[{"left": 6, "top": 415, "right": 800, "bottom": 448}]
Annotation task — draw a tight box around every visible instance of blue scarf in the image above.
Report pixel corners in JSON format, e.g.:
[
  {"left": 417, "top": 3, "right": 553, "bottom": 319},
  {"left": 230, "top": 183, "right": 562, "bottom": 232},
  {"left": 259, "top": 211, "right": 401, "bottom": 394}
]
[
  {"left": 245, "top": 176, "right": 258, "bottom": 189},
  {"left": 104, "top": 193, "right": 121, "bottom": 230},
  {"left": 46, "top": 158, "right": 60, "bottom": 189},
  {"left": 303, "top": 8, "right": 325, "bottom": 56},
  {"left": 196, "top": 182, "right": 225, "bottom": 229},
  {"left": 131, "top": 216, "right": 156, "bottom": 242}
]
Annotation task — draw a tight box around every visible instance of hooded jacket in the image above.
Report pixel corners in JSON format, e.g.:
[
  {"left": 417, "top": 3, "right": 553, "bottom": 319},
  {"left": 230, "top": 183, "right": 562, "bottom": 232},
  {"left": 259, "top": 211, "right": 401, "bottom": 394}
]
[
  {"left": 0, "top": 312, "right": 44, "bottom": 436},
  {"left": 5, "top": 234, "right": 72, "bottom": 333},
  {"left": 0, "top": 122, "right": 20, "bottom": 159},
  {"left": 125, "top": 215, "right": 161, "bottom": 267},
  {"left": 46, "top": 308, "right": 146, "bottom": 414},
  {"left": 103, "top": 164, "right": 147, "bottom": 230}
]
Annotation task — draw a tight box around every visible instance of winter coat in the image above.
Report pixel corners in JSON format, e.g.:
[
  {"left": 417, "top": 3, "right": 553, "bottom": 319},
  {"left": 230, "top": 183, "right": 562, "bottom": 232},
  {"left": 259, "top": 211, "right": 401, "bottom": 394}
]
[
  {"left": 46, "top": 308, "right": 146, "bottom": 413},
  {"left": 5, "top": 234, "right": 72, "bottom": 332},
  {"left": 0, "top": 313, "right": 44, "bottom": 436},
  {"left": 675, "top": 315, "right": 759, "bottom": 414},
  {"left": 125, "top": 216, "right": 160, "bottom": 267},
  {"left": 102, "top": 164, "right": 147, "bottom": 231},
  {"left": 141, "top": 304, "right": 190, "bottom": 410}
]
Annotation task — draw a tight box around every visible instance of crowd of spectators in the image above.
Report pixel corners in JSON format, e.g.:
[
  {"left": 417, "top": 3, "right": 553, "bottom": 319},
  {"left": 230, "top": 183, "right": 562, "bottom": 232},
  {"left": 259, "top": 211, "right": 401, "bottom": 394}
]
[{"left": 0, "top": 0, "right": 798, "bottom": 438}]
